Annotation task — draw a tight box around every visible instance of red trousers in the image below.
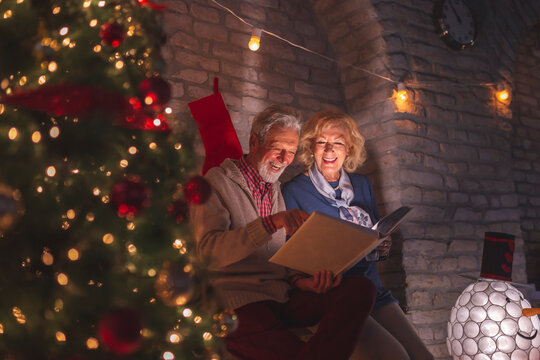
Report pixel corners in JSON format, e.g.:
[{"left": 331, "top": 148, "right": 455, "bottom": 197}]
[{"left": 225, "top": 276, "right": 376, "bottom": 360}]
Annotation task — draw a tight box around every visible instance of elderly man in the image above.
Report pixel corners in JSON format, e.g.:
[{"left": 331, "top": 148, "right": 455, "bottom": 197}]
[{"left": 190, "top": 104, "right": 376, "bottom": 360}]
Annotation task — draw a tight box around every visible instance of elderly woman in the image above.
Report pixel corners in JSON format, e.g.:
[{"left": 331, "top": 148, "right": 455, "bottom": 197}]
[{"left": 282, "top": 110, "right": 433, "bottom": 360}]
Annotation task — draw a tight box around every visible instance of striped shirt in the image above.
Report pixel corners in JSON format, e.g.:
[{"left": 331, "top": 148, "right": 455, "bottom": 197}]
[{"left": 236, "top": 156, "right": 277, "bottom": 233}]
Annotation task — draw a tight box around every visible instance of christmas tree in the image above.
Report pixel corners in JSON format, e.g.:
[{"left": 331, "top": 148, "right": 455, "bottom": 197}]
[{"left": 0, "top": 1, "right": 234, "bottom": 358}]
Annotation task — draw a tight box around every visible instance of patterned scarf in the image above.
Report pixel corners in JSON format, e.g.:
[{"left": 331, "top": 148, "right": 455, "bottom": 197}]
[
  {"left": 308, "top": 163, "right": 379, "bottom": 261},
  {"left": 307, "top": 164, "right": 373, "bottom": 228}
]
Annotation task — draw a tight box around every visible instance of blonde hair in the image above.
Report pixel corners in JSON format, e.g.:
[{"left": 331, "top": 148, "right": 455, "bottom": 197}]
[{"left": 297, "top": 110, "right": 367, "bottom": 172}]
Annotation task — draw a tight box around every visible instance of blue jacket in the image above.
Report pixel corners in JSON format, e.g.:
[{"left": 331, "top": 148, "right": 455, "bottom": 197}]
[{"left": 282, "top": 172, "right": 396, "bottom": 308}]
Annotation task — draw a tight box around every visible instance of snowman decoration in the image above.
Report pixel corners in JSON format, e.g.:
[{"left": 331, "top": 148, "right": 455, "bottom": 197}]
[{"left": 447, "top": 232, "right": 540, "bottom": 360}]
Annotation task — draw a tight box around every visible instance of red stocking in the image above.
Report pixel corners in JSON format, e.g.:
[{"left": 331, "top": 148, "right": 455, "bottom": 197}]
[{"left": 189, "top": 78, "right": 243, "bottom": 175}]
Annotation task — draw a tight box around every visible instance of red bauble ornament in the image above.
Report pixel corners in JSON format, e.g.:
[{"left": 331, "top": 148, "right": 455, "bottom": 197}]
[
  {"left": 168, "top": 199, "right": 188, "bottom": 223},
  {"left": 138, "top": 76, "right": 171, "bottom": 110},
  {"left": 100, "top": 22, "right": 125, "bottom": 48},
  {"left": 183, "top": 176, "right": 211, "bottom": 204},
  {"left": 110, "top": 176, "right": 150, "bottom": 217},
  {"left": 98, "top": 308, "right": 142, "bottom": 355}
]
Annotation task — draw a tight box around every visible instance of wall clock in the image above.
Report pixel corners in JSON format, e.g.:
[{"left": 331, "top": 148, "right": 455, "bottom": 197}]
[{"left": 434, "top": 0, "right": 476, "bottom": 50}]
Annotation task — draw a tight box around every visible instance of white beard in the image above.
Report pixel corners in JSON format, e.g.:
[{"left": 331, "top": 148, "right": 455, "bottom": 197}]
[{"left": 258, "top": 161, "right": 285, "bottom": 183}]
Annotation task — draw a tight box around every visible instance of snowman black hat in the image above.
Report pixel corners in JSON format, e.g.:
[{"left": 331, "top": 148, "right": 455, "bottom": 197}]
[{"left": 479, "top": 232, "right": 515, "bottom": 282}]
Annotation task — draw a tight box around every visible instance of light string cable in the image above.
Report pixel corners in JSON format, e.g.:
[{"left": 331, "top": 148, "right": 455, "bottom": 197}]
[
  {"left": 210, "top": 0, "right": 510, "bottom": 91},
  {"left": 210, "top": 0, "right": 395, "bottom": 84},
  {"left": 407, "top": 80, "right": 497, "bottom": 88}
]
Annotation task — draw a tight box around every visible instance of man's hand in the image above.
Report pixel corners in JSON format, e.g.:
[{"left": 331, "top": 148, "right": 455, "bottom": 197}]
[
  {"left": 271, "top": 209, "right": 309, "bottom": 235},
  {"left": 293, "top": 270, "right": 342, "bottom": 294}
]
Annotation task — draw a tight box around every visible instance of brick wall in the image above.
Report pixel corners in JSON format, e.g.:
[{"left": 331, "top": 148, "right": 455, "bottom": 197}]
[
  {"left": 161, "top": 0, "right": 540, "bottom": 358},
  {"left": 514, "top": 23, "right": 540, "bottom": 290},
  {"left": 310, "top": 1, "right": 540, "bottom": 357},
  {"left": 161, "top": 0, "right": 345, "bottom": 153}
]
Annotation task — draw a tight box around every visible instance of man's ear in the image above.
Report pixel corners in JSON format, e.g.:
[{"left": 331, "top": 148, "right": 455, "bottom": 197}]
[{"left": 249, "top": 133, "right": 259, "bottom": 150}]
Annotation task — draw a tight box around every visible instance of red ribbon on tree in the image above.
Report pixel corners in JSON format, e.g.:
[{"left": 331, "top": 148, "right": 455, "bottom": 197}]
[
  {"left": 136, "top": 0, "right": 166, "bottom": 10},
  {"left": 0, "top": 83, "right": 170, "bottom": 132}
]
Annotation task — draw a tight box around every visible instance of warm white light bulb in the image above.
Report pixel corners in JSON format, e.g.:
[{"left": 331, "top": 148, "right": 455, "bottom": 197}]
[
  {"left": 248, "top": 28, "right": 262, "bottom": 51},
  {"left": 56, "top": 273, "right": 68, "bottom": 285},
  {"left": 55, "top": 331, "right": 66, "bottom": 342},
  {"left": 8, "top": 127, "right": 18, "bottom": 140},
  {"left": 67, "top": 248, "right": 80, "bottom": 261},
  {"left": 497, "top": 90, "right": 509, "bottom": 101},
  {"left": 48, "top": 62, "right": 58, "bottom": 72},
  {"left": 46, "top": 166, "right": 56, "bottom": 177},
  {"left": 86, "top": 337, "right": 99, "bottom": 349},
  {"left": 162, "top": 351, "right": 175, "bottom": 360},
  {"left": 496, "top": 83, "right": 511, "bottom": 103},
  {"left": 102, "top": 233, "right": 114, "bottom": 244},
  {"left": 32, "top": 131, "right": 42, "bottom": 143},
  {"left": 168, "top": 332, "right": 181, "bottom": 343},
  {"left": 395, "top": 82, "right": 408, "bottom": 101}
]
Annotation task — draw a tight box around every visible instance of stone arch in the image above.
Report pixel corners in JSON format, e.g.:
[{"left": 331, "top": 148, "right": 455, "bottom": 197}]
[{"left": 310, "top": 0, "right": 409, "bottom": 304}]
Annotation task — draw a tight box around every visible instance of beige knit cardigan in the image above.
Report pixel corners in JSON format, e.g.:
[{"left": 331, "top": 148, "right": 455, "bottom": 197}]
[{"left": 190, "top": 159, "right": 294, "bottom": 310}]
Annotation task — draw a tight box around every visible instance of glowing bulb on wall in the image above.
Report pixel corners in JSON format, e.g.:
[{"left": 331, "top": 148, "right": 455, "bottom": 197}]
[
  {"left": 393, "top": 82, "right": 411, "bottom": 112},
  {"left": 496, "top": 83, "right": 511, "bottom": 103},
  {"left": 396, "top": 82, "right": 408, "bottom": 102},
  {"left": 248, "top": 28, "right": 262, "bottom": 51}
]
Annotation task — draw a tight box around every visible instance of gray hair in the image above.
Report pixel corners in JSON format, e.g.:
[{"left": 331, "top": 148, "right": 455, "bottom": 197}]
[{"left": 251, "top": 104, "right": 301, "bottom": 143}]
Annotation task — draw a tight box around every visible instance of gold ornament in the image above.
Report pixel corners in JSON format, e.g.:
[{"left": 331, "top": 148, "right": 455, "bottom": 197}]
[
  {"left": 212, "top": 309, "right": 239, "bottom": 338},
  {"left": 154, "top": 261, "right": 193, "bottom": 306}
]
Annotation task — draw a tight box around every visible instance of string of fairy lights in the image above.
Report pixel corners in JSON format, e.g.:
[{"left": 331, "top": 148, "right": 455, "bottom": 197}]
[
  {"left": 210, "top": 0, "right": 512, "bottom": 107},
  {"left": 0, "top": 0, "right": 517, "bottom": 357},
  {"left": 3, "top": 125, "right": 213, "bottom": 357}
]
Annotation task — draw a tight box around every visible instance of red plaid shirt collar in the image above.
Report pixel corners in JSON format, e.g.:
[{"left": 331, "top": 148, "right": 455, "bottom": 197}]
[{"left": 236, "top": 156, "right": 273, "bottom": 217}]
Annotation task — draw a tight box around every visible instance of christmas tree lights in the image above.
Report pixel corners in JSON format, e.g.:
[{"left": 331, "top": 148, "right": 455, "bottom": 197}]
[{"left": 0, "top": 0, "right": 228, "bottom": 358}]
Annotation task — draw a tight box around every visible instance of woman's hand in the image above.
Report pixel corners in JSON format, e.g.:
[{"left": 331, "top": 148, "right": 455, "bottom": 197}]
[
  {"left": 376, "top": 235, "right": 392, "bottom": 258},
  {"left": 293, "top": 270, "right": 342, "bottom": 294}
]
